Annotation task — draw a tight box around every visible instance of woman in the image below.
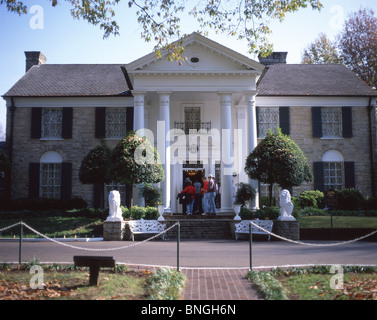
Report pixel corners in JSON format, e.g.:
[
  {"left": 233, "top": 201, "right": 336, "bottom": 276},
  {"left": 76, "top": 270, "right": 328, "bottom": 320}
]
[{"left": 179, "top": 180, "right": 196, "bottom": 215}]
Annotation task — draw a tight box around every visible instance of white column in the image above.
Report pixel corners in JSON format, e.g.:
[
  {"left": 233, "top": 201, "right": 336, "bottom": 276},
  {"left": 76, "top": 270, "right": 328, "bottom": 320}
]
[
  {"left": 245, "top": 91, "right": 259, "bottom": 209},
  {"left": 132, "top": 91, "right": 146, "bottom": 207},
  {"left": 158, "top": 92, "right": 171, "bottom": 213},
  {"left": 219, "top": 92, "right": 233, "bottom": 214}
]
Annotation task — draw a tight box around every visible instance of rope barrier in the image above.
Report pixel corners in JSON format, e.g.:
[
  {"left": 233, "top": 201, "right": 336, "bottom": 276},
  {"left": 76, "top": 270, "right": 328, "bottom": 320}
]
[
  {"left": 249, "top": 220, "right": 377, "bottom": 247},
  {"left": 20, "top": 221, "right": 179, "bottom": 251}
]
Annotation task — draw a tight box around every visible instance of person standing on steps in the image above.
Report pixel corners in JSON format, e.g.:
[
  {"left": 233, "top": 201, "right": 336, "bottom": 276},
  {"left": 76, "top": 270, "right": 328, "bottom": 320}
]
[
  {"left": 178, "top": 180, "right": 196, "bottom": 215},
  {"left": 201, "top": 176, "right": 209, "bottom": 215},
  {"left": 207, "top": 174, "right": 217, "bottom": 216}
]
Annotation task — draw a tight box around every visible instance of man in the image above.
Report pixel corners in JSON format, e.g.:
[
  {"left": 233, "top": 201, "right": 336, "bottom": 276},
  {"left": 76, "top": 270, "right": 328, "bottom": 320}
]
[
  {"left": 206, "top": 174, "right": 217, "bottom": 215},
  {"left": 201, "top": 176, "right": 209, "bottom": 215}
]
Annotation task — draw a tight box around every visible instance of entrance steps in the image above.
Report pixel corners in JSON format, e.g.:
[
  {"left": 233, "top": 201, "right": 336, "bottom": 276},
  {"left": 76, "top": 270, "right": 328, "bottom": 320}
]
[{"left": 164, "top": 215, "right": 235, "bottom": 239}]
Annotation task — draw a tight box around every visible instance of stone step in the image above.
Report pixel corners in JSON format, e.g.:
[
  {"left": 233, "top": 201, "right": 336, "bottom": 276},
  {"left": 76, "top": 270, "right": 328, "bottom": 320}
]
[{"left": 164, "top": 219, "right": 234, "bottom": 239}]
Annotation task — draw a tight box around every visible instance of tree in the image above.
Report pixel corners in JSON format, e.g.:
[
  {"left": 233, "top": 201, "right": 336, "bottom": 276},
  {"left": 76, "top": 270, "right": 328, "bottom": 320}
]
[
  {"left": 301, "top": 33, "right": 343, "bottom": 64},
  {"left": 1, "top": 0, "right": 323, "bottom": 59},
  {"left": 110, "top": 131, "right": 164, "bottom": 186},
  {"left": 79, "top": 144, "right": 112, "bottom": 208},
  {"left": 337, "top": 8, "right": 377, "bottom": 89},
  {"left": 244, "top": 129, "right": 312, "bottom": 205}
]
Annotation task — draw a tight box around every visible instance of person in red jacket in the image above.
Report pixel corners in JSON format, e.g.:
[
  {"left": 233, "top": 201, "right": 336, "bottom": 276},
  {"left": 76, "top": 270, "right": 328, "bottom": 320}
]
[{"left": 179, "top": 180, "right": 196, "bottom": 215}]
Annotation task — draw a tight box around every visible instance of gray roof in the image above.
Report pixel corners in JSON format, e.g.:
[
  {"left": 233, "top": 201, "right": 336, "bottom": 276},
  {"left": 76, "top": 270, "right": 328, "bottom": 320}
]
[
  {"left": 257, "top": 64, "right": 377, "bottom": 97},
  {"left": 3, "top": 64, "right": 131, "bottom": 97}
]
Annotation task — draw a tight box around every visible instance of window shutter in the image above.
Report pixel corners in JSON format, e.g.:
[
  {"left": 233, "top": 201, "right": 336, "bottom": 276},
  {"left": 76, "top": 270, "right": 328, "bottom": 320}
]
[
  {"left": 313, "top": 162, "right": 324, "bottom": 191},
  {"left": 62, "top": 107, "right": 73, "bottom": 139},
  {"left": 28, "top": 163, "right": 40, "bottom": 198},
  {"left": 126, "top": 107, "right": 134, "bottom": 132},
  {"left": 279, "top": 107, "right": 290, "bottom": 135},
  {"left": 93, "top": 183, "right": 104, "bottom": 208},
  {"left": 31, "top": 108, "right": 42, "bottom": 139},
  {"left": 95, "top": 107, "right": 106, "bottom": 139},
  {"left": 312, "top": 107, "right": 322, "bottom": 138},
  {"left": 60, "top": 162, "right": 72, "bottom": 201},
  {"left": 342, "top": 107, "right": 353, "bottom": 138},
  {"left": 344, "top": 162, "right": 355, "bottom": 189}
]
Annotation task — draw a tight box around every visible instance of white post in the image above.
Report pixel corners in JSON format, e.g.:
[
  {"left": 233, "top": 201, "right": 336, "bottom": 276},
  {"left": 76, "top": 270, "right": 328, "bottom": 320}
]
[
  {"left": 132, "top": 91, "right": 146, "bottom": 207},
  {"left": 245, "top": 91, "right": 259, "bottom": 210},
  {"left": 219, "top": 92, "right": 233, "bottom": 214},
  {"left": 158, "top": 92, "right": 171, "bottom": 213}
]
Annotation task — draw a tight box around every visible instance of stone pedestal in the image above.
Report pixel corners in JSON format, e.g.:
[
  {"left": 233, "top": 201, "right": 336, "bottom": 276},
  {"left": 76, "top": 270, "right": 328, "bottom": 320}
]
[
  {"left": 103, "top": 221, "right": 126, "bottom": 241},
  {"left": 272, "top": 220, "right": 300, "bottom": 241}
]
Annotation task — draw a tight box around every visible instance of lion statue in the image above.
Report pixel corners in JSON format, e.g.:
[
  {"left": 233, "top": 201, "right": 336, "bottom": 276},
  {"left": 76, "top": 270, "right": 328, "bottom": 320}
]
[
  {"left": 278, "top": 189, "right": 295, "bottom": 221},
  {"left": 106, "top": 190, "right": 123, "bottom": 222}
]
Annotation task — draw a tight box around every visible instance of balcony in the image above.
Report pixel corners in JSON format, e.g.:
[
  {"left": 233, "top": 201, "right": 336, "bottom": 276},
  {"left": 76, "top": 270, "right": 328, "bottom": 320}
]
[{"left": 173, "top": 121, "right": 212, "bottom": 135}]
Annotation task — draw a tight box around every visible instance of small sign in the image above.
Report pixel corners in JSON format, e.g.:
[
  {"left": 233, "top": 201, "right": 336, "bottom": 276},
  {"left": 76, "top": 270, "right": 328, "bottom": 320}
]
[{"left": 324, "top": 189, "right": 338, "bottom": 209}]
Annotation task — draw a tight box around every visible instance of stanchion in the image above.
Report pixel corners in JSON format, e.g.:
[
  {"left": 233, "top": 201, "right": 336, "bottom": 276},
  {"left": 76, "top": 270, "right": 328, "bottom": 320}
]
[
  {"left": 177, "top": 222, "right": 180, "bottom": 272},
  {"left": 249, "top": 221, "right": 252, "bottom": 271},
  {"left": 19, "top": 221, "right": 23, "bottom": 266}
]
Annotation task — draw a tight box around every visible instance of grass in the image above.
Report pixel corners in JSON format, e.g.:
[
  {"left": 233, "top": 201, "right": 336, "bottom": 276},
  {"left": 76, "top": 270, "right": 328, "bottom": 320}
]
[
  {"left": 247, "top": 266, "right": 377, "bottom": 300},
  {"left": 0, "top": 217, "right": 102, "bottom": 238},
  {"left": 297, "top": 216, "right": 377, "bottom": 229},
  {"left": 0, "top": 263, "right": 186, "bottom": 300}
]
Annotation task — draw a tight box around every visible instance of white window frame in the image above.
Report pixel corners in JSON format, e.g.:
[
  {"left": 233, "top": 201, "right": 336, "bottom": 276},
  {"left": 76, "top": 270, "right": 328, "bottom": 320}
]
[
  {"left": 321, "top": 107, "right": 342, "bottom": 139},
  {"left": 322, "top": 150, "right": 344, "bottom": 191},
  {"left": 258, "top": 107, "right": 279, "bottom": 138},
  {"left": 40, "top": 151, "right": 62, "bottom": 199},
  {"left": 105, "top": 108, "right": 127, "bottom": 139},
  {"left": 41, "top": 108, "right": 63, "bottom": 140}
]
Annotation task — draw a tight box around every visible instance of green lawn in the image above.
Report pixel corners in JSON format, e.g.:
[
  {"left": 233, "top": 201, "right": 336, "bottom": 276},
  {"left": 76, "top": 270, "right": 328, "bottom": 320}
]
[
  {"left": 297, "top": 216, "right": 377, "bottom": 229},
  {"left": 0, "top": 217, "right": 102, "bottom": 238}
]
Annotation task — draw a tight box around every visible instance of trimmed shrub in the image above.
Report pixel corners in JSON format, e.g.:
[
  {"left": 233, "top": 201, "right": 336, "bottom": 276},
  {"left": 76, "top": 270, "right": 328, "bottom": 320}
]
[
  {"left": 336, "top": 188, "right": 364, "bottom": 210},
  {"left": 298, "top": 190, "right": 324, "bottom": 209}
]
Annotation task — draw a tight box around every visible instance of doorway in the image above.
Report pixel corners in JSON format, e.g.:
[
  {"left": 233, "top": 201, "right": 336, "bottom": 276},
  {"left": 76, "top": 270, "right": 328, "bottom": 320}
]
[{"left": 181, "top": 169, "right": 205, "bottom": 214}]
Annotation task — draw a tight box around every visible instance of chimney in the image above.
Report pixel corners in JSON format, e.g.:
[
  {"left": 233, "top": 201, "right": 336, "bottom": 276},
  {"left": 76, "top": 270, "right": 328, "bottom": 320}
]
[
  {"left": 258, "top": 52, "right": 287, "bottom": 66},
  {"left": 25, "top": 51, "right": 47, "bottom": 72}
]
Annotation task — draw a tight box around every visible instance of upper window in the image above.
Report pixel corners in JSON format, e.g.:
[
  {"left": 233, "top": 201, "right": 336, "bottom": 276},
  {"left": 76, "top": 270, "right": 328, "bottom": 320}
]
[
  {"left": 105, "top": 108, "right": 127, "bottom": 139},
  {"left": 257, "top": 107, "right": 279, "bottom": 138},
  {"left": 184, "top": 107, "right": 201, "bottom": 134},
  {"left": 312, "top": 107, "right": 352, "bottom": 139},
  {"left": 41, "top": 108, "right": 63, "bottom": 139},
  {"left": 321, "top": 107, "right": 342, "bottom": 138}
]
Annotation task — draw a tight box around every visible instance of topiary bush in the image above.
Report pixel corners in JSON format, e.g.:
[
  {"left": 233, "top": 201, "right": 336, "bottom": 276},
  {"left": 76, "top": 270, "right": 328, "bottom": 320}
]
[
  {"left": 336, "top": 188, "right": 364, "bottom": 211},
  {"left": 297, "top": 190, "right": 324, "bottom": 209}
]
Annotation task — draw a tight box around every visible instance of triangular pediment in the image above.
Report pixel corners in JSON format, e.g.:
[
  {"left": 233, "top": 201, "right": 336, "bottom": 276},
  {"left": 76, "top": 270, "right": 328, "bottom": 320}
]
[{"left": 126, "top": 32, "right": 264, "bottom": 74}]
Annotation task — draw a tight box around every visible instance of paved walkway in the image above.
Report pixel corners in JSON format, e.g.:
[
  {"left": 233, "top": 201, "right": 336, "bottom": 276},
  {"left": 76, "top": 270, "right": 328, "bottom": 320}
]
[{"left": 182, "top": 268, "right": 262, "bottom": 300}]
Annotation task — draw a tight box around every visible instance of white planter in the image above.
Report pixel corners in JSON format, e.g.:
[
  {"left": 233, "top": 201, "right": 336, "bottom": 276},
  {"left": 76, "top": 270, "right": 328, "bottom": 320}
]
[{"left": 233, "top": 204, "right": 242, "bottom": 221}]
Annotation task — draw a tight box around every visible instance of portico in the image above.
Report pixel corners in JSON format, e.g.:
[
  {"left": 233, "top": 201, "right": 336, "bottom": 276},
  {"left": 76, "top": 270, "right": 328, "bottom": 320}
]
[{"left": 126, "top": 32, "right": 264, "bottom": 214}]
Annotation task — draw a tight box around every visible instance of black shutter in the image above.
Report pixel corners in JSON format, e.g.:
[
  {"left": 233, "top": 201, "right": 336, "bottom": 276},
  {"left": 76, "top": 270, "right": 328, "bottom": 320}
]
[
  {"left": 126, "top": 107, "right": 134, "bottom": 132},
  {"left": 313, "top": 162, "right": 324, "bottom": 191},
  {"left": 279, "top": 107, "right": 290, "bottom": 135},
  {"left": 342, "top": 107, "right": 353, "bottom": 138},
  {"left": 62, "top": 107, "right": 73, "bottom": 139},
  {"left": 60, "top": 162, "right": 72, "bottom": 201},
  {"left": 28, "top": 163, "right": 40, "bottom": 198},
  {"left": 93, "top": 183, "right": 104, "bottom": 209},
  {"left": 95, "top": 107, "right": 106, "bottom": 139},
  {"left": 31, "top": 108, "right": 42, "bottom": 139},
  {"left": 256, "top": 107, "right": 260, "bottom": 138},
  {"left": 312, "top": 107, "right": 322, "bottom": 138},
  {"left": 344, "top": 162, "right": 355, "bottom": 189}
]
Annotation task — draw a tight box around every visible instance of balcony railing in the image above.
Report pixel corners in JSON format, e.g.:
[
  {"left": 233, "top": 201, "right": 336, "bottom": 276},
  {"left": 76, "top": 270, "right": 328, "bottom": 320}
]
[{"left": 173, "top": 121, "right": 212, "bottom": 134}]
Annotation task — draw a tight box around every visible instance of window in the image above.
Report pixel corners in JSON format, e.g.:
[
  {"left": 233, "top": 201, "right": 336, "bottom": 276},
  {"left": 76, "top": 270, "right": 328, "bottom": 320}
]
[
  {"left": 257, "top": 107, "right": 279, "bottom": 138},
  {"left": 321, "top": 107, "right": 342, "bottom": 138},
  {"left": 257, "top": 107, "right": 290, "bottom": 138},
  {"left": 312, "top": 107, "right": 352, "bottom": 138},
  {"left": 39, "top": 151, "right": 62, "bottom": 199},
  {"left": 184, "top": 107, "right": 201, "bottom": 134},
  {"left": 105, "top": 108, "right": 127, "bottom": 139},
  {"left": 313, "top": 150, "right": 355, "bottom": 192},
  {"left": 41, "top": 108, "right": 63, "bottom": 139}
]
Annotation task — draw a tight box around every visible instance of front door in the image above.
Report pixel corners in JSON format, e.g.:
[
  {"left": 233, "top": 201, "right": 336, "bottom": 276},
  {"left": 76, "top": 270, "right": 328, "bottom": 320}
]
[{"left": 181, "top": 169, "right": 205, "bottom": 214}]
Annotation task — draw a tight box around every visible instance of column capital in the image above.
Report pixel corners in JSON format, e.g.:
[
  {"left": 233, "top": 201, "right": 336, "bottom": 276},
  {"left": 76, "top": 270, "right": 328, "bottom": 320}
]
[{"left": 131, "top": 90, "right": 147, "bottom": 96}]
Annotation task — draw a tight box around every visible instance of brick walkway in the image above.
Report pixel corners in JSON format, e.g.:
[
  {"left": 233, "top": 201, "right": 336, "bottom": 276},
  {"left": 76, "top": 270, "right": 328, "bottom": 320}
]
[{"left": 181, "top": 268, "right": 262, "bottom": 300}]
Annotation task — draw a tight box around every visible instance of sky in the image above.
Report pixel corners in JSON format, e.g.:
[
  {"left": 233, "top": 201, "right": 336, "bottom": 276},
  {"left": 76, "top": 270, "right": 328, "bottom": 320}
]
[{"left": 0, "top": 0, "right": 376, "bottom": 137}]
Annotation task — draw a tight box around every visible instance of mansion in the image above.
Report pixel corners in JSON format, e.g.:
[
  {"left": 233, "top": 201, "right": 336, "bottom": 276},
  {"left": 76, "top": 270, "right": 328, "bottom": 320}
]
[{"left": 2, "top": 32, "right": 377, "bottom": 214}]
